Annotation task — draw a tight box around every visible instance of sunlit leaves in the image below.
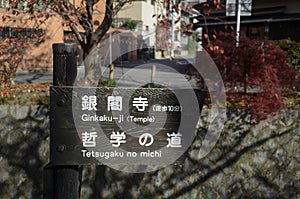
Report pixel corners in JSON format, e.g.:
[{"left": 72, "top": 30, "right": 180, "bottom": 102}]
[
  {"left": 0, "top": 37, "right": 33, "bottom": 85},
  {"left": 0, "top": 82, "right": 50, "bottom": 100}
]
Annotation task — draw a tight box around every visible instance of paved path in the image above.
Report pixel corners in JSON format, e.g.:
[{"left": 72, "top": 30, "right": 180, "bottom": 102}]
[
  {"left": 15, "top": 58, "right": 198, "bottom": 88},
  {"left": 101, "top": 63, "right": 196, "bottom": 88},
  {"left": 15, "top": 71, "right": 53, "bottom": 84}
]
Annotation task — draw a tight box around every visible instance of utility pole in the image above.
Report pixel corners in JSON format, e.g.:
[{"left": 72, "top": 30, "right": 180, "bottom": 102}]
[
  {"left": 170, "top": 0, "right": 176, "bottom": 58},
  {"left": 109, "top": 27, "right": 114, "bottom": 80},
  {"left": 226, "top": 0, "right": 252, "bottom": 47},
  {"left": 236, "top": 0, "right": 241, "bottom": 47},
  {"left": 195, "top": 27, "right": 203, "bottom": 52},
  {"left": 109, "top": 27, "right": 112, "bottom": 65}
]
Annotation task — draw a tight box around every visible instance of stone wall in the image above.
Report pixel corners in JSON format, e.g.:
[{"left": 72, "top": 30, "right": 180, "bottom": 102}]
[
  {"left": 0, "top": 105, "right": 49, "bottom": 199},
  {"left": 81, "top": 109, "right": 300, "bottom": 199},
  {"left": 0, "top": 105, "right": 299, "bottom": 199}
]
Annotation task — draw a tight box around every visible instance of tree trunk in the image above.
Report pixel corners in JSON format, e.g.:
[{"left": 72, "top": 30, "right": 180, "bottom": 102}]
[{"left": 83, "top": 47, "right": 102, "bottom": 86}]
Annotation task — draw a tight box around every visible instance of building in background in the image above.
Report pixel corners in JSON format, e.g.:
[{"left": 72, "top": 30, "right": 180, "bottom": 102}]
[
  {"left": 115, "top": 0, "right": 185, "bottom": 58},
  {"left": 0, "top": 4, "right": 63, "bottom": 70},
  {"left": 190, "top": 0, "right": 300, "bottom": 41},
  {"left": 0, "top": 0, "right": 105, "bottom": 70},
  {"left": 115, "top": 0, "right": 157, "bottom": 49}
]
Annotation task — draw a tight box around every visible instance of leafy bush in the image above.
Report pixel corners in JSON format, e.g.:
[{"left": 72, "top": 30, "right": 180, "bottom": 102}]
[
  {"left": 0, "top": 83, "right": 50, "bottom": 105},
  {"left": 0, "top": 38, "right": 28, "bottom": 85},
  {"left": 275, "top": 39, "right": 300, "bottom": 73},
  {"left": 97, "top": 79, "right": 117, "bottom": 87},
  {"left": 122, "top": 20, "right": 138, "bottom": 30},
  {"left": 204, "top": 32, "right": 297, "bottom": 121},
  {"left": 275, "top": 39, "right": 300, "bottom": 91}
]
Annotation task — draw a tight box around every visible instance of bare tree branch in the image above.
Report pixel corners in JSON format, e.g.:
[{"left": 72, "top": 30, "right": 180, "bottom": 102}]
[
  {"left": 85, "top": 0, "right": 113, "bottom": 55},
  {"left": 114, "top": 0, "right": 127, "bottom": 15},
  {"left": 50, "top": 0, "right": 85, "bottom": 46}
]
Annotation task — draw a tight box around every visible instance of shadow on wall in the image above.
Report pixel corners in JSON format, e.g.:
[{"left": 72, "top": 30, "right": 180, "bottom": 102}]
[
  {"left": 0, "top": 105, "right": 49, "bottom": 198},
  {"left": 81, "top": 109, "right": 300, "bottom": 199},
  {"left": 0, "top": 105, "right": 299, "bottom": 199}
]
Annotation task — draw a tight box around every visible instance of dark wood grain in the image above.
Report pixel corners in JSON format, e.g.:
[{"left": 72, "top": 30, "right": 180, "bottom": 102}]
[{"left": 50, "top": 86, "right": 206, "bottom": 165}]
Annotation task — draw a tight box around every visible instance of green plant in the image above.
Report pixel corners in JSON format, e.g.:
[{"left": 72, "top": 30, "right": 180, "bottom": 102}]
[
  {"left": 98, "top": 79, "right": 116, "bottom": 87},
  {"left": 275, "top": 39, "right": 300, "bottom": 73},
  {"left": 122, "top": 20, "right": 138, "bottom": 30},
  {"left": 142, "top": 83, "right": 164, "bottom": 88},
  {"left": 0, "top": 83, "right": 50, "bottom": 106},
  {"left": 0, "top": 38, "right": 27, "bottom": 85}
]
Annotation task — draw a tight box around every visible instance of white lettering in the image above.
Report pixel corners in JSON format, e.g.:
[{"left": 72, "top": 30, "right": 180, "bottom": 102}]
[
  {"left": 140, "top": 150, "right": 162, "bottom": 158},
  {"left": 81, "top": 114, "right": 113, "bottom": 122},
  {"left": 81, "top": 150, "right": 124, "bottom": 159},
  {"left": 127, "top": 116, "right": 155, "bottom": 123}
]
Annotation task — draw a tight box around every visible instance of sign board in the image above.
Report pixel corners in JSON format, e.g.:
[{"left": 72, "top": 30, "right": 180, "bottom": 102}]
[
  {"left": 50, "top": 87, "right": 206, "bottom": 167},
  {"left": 226, "top": 0, "right": 252, "bottom": 17},
  {"left": 226, "top": 0, "right": 237, "bottom": 16}
]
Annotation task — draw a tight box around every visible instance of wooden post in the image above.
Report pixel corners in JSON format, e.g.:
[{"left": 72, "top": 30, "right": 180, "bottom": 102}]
[
  {"left": 109, "top": 64, "right": 114, "bottom": 80},
  {"left": 44, "top": 43, "right": 82, "bottom": 199},
  {"left": 53, "top": 43, "right": 78, "bottom": 86},
  {"left": 151, "top": 65, "right": 156, "bottom": 84}
]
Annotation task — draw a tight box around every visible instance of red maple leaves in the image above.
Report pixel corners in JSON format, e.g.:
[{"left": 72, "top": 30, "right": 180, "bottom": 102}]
[{"left": 205, "top": 32, "right": 297, "bottom": 121}]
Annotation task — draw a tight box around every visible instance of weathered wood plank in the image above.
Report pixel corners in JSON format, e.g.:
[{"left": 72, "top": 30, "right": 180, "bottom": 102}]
[{"left": 50, "top": 86, "right": 206, "bottom": 165}]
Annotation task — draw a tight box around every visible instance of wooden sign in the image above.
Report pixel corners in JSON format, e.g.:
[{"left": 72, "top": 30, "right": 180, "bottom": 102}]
[{"left": 50, "top": 87, "right": 206, "bottom": 165}]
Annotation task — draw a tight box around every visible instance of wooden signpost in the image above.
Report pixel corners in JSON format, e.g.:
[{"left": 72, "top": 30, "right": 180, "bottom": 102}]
[
  {"left": 44, "top": 43, "right": 82, "bottom": 199},
  {"left": 44, "top": 43, "right": 206, "bottom": 198}
]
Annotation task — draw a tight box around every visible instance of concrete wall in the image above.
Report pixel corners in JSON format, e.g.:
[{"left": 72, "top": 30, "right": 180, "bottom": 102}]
[{"left": 117, "top": 2, "right": 143, "bottom": 23}]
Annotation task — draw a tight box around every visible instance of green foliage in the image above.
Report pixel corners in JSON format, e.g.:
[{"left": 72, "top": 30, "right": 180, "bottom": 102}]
[
  {"left": 188, "top": 36, "right": 195, "bottom": 55},
  {"left": 98, "top": 79, "right": 117, "bottom": 87},
  {"left": 122, "top": 20, "right": 138, "bottom": 30},
  {"left": 275, "top": 39, "right": 300, "bottom": 73},
  {"left": 142, "top": 83, "right": 164, "bottom": 88},
  {"left": 0, "top": 38, "right": 27, "bottom": 85},
  {"left": 0, "top": 83, "right": 50, "bottom": 106},
  {"left": 283, "top": 93, "right": 300, "bottom": 108}
]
